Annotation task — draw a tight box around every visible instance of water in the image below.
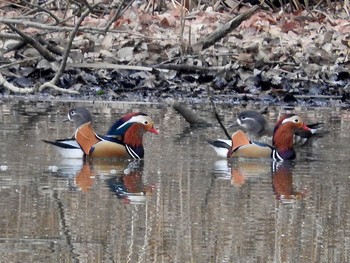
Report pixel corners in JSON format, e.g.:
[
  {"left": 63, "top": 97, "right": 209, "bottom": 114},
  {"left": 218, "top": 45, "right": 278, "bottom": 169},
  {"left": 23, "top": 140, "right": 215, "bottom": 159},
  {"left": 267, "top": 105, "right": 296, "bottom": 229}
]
[{"left": 0, "top": 100, "right": 349, "bottom": 262}]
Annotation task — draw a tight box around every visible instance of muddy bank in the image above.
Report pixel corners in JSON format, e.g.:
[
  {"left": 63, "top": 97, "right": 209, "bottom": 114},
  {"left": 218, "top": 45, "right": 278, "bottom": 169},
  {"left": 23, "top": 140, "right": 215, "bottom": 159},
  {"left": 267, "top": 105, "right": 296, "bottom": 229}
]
[{"left": 0, "top": 1, "right": 349, "bottom": 107}]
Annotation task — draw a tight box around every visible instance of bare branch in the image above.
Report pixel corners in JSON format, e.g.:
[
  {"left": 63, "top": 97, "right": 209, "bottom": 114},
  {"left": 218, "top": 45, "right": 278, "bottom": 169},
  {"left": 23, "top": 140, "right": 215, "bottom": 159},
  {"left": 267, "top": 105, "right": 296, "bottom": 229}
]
[
  {"left": 4, "top": 23, "right": 57, "bottom": 61},
  {"left": 39, "top": 3, "right": 100, "bottom": 92},
  {"left": 104, "top": 0, "right": 136, "bottom": 33},
  {"left": 38, "top": 82, "right": 79, "bottom": 94},
  {"left": 0, "top": 73, "right": 34, "bottom": 93},
  {"left": 192, "top": 5, "right": 260, "bottom": 52}
]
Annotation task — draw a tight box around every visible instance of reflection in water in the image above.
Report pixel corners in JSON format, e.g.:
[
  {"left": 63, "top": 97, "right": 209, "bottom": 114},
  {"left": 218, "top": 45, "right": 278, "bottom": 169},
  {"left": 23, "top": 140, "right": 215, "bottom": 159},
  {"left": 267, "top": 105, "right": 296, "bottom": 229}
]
[
  {"left": 213, "top": 159, "right": 271, "bottom": 187},
  {"left": 1, "top": 101, "right": 350, "bottom": 262},
  {"left": 50, "top": 157, "right": 154, "bottom": 204},
  {"left": 107, "top": 160, "right": 155, "bottom": 204},
  {"left": 272, "top": 161, "right": 307, "bottom": 203},
  {"left": 213, "top": 159, "right": 308, "bottom": 202}
]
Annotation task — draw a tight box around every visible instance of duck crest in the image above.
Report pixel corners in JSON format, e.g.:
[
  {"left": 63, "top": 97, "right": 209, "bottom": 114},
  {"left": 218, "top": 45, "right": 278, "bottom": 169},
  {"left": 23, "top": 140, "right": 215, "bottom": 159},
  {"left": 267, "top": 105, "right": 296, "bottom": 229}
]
[
  {"left": 273, "top": 114, "right": 294, "bottom": 134},
  {"left": 107, "top": 112, "right": 147, "bottom": 136}
]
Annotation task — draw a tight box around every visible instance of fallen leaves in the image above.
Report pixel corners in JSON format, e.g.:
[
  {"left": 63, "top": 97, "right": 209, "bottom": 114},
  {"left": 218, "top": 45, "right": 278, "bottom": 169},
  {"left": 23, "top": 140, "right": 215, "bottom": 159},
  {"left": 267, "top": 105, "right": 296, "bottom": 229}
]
[{"left": 0, "top": 1, "right": 349, "bottom": 103}]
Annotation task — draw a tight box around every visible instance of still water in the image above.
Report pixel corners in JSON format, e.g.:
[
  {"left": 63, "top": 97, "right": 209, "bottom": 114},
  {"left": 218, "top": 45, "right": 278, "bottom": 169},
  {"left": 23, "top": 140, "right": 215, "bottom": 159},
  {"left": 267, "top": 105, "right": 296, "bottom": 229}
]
[{"left": 0, "top": 100, "right": 349, "bottom": 263}]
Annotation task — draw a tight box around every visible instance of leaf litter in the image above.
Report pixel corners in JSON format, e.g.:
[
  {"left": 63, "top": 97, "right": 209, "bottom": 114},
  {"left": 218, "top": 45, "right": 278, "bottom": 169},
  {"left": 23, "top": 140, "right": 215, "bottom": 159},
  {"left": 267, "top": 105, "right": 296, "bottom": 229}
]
[{"left": 0, "top": 0, "right": 349, "bottom": 106}]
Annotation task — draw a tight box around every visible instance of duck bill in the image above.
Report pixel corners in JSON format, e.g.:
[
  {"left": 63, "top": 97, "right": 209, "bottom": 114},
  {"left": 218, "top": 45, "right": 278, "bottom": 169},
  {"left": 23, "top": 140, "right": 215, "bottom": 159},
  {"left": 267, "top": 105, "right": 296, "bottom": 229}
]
[
  {"left": 149, "top": 127, "right": 159, "bottom": 134},
  {"left": 300, "top": 124, "right": 311, "bottom": 131},
  {"left": 228, "top": 119, "right": 240, "bottom": 128}
]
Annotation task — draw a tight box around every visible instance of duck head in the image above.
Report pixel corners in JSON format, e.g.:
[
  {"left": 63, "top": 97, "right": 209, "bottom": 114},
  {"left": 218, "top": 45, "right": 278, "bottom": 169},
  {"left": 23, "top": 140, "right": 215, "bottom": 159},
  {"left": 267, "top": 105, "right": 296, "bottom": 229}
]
[
  {"left": 107, "top": 112, "right": 159, "bottom": 147},
  {"left": 273, "top": 114, "right": 311, "bottom": 160},
  {"left": 235, "top": 110, "right": 268, "bottom": 138},
  {"left": 68, "top": 107, "right": 93, "bottom": 127}
]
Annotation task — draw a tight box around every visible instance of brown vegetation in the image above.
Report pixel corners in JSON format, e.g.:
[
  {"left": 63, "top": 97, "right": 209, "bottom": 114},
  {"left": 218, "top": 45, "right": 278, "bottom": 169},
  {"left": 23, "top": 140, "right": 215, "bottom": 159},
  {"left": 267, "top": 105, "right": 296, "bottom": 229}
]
[{"left": 0, "top": 0, "right": 349, "bottom": 104}]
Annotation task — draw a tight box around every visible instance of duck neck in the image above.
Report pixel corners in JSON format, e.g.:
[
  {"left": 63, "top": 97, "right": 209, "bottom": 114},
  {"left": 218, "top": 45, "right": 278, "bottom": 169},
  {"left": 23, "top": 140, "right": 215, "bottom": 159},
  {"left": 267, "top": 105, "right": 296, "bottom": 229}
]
[
  {"left": 273, "top": 125, "right": 296, "bottom": 160},
  {"left": 123, "top": 124, "right": 145, "bottom": 148}
]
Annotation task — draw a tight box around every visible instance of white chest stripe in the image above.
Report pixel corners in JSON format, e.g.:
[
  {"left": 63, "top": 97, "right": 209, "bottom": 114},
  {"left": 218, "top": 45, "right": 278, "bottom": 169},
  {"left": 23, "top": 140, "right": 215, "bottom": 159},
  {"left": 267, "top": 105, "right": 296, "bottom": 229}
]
[{"left": 126, "top": 145, "right": 140, "bottom": 159}]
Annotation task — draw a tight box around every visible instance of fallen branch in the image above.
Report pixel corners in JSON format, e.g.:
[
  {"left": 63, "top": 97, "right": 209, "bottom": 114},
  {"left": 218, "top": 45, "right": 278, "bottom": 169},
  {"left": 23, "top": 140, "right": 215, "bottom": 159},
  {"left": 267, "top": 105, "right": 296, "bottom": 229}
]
[
  {"left": 67, "top": 62, "right": 168, "bottom": 72},
  {"left": 68, "top": 61, "right": 235, "bottom": 73},
  {"left": 192, "top": 5, "right": 260, "bottom": 52},
  {"left": 172, "top": 101, "right": 210, "bottom": 127},
  {"left": 38, "top": 82, "right": 79, "bottom": 94},
  {"left": 0, "top": 73, "right": 34, "bottom": 93}
]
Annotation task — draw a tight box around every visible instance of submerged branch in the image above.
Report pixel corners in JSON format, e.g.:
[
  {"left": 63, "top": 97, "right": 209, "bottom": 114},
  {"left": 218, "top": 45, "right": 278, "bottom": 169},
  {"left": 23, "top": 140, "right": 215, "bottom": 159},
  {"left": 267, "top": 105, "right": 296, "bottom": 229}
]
[{"left": 207, "top": 87, "right": 232, "bottom": 140}]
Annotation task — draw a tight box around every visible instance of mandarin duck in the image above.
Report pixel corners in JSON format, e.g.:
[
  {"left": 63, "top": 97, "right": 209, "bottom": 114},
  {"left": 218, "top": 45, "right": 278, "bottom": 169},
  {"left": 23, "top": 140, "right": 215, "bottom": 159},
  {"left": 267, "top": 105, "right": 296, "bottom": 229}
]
[
  {"left": 173, "top": 103, "right": 323, "bottom": 144},
  {"left": 72, "top": 110, "right": 158, "bottom": 159},
  {"left": 208, "top": 114, "right": 313, "bottom": 161},
  {"left": 235, "top": 110, "right": 324, "bottom": 144},
  {"left": 43, "top": 107, "right": 92, "bottom": 158},
  {"left": 44, "top": 108, "right": 159, "bottom": 159}
]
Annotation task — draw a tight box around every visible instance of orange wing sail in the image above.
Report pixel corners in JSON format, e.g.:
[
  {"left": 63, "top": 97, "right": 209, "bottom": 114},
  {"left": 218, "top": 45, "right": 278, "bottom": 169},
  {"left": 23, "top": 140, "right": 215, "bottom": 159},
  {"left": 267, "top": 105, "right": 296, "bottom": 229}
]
[{"left": 75, "top": 122, "right": 100, "bottom": 155}]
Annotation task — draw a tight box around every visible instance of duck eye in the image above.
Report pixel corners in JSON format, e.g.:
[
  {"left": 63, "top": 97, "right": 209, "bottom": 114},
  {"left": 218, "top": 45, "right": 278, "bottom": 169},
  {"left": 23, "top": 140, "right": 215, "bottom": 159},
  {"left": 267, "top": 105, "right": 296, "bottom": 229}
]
[
  {"left": 70, "top": 110, "right": 75, "bottom": 115},
  {"left": 144, "top": 121, "right": 148, "bottom": 125},
  {"left": 294, "top": 118, "right": 299, "bottom": 123},
  {"left": 241, "top": 116, "right": 246, "bottom": 120}
]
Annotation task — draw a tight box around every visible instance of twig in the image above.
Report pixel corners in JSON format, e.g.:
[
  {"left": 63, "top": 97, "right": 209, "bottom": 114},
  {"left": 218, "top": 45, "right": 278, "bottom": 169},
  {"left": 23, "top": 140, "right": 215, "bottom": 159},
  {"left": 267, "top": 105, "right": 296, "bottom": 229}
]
[
  {"left": 0, "top": 57, "right": 41, "bottom": 69},
  {"left": 192, "top": 5, "right": 260, "bottom": 52},
  {"left": 207, "top": 87, "right": 231, "bottom": 140},
  {"left": 4, "top": 23, "right": 57, "bottom": 62},
  {"left": 67, "top": 62, "right": 169, "bottom": 72},
  {"left": 23, "top": 0, "right": 61, "bottom": 24},
  {"left": 104, "top": 0, "right": 136, "bottom": 33},
  {"left": 0, "top": 73, "right": 34, "bottom": 93},
  {"left": 38, "top": 82, "right": 79, "bottom": 94},
  {"left": 39, "top": 4, "right": 100, "bottom": 93},
  {"left": 0, "top": 17, "right": 162, "bottom": 39}
]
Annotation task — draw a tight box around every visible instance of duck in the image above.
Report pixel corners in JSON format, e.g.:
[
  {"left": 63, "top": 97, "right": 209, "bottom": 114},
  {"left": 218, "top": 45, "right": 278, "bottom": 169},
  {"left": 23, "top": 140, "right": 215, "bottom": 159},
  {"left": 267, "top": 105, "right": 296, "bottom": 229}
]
[
  {"left": 208, "top": 114, "right": 313, "bottom": 161},
  {"left": 233, "top": 110, "right": 324, "bottom": 144},
  {"left": 43, "top": 107, "right": 92, "bottom": 158},
  {"left": 72, "top": 110, "right": 159, "bottom": 159},
  {"left": 44, "top": 108, "right": 159, "bottom": 159},
  {"left": 173, "top": 102, "right": 323, "bottom": 144}
]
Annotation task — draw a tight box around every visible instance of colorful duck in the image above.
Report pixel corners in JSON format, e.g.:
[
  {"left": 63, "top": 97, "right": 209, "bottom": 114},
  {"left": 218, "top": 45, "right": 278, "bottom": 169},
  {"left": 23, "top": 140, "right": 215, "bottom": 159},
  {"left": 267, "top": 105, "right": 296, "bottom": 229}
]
[
  {"left": 44, "top": 108, "right": 159, "bottom": 159},
  {"left": 172, "top": 102, "right": 323, "bottom": 144},
  {"left": 209, "top": 114, "right": 313, "bottom": 161},
  {"left": 234, "top": 110, "right": 323, "bottom": 144},
  {"left": 72, "top": 110, "right": 158, "bottom": 159}
]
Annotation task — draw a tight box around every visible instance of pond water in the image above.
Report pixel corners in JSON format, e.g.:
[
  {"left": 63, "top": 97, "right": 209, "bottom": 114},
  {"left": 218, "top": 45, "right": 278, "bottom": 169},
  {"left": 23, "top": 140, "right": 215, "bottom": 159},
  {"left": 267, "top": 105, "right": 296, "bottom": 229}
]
[{"left": 0, "top": 99, "right": 349, "bottom": 263}]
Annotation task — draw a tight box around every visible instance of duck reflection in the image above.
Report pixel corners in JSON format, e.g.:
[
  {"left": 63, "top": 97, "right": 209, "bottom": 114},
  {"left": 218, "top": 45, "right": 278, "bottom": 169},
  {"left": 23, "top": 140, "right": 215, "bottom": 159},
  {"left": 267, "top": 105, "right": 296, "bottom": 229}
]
[
  {"left": 272, "top": 161, "right": 307, "bottom": 203},
  {"left": 213, "top": 159, "right": 271, "bottom": 187},
  {"left": 49, "top": 159, "right": 154, "bottom": 204},
  {"left": 107, "top": 160, "right": 155, "bottom": 204},
  {"left": 213, "top": 159, "right": 307, "bottom": 202}
]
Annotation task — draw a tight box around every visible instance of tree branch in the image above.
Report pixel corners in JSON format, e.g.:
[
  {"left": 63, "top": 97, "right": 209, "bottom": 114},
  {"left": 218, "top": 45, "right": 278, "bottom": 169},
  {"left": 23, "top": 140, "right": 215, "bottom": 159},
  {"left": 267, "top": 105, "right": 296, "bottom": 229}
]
[
  {"left": 192, "top": 5, "right": 260, "bottom": 52},
  {"left": 4, "top": 23, "right": 57, "bottom": 61},
  {"left": 0, "top": 73, "right": 34, "bottom": 93},
  {"left": 39, "top": 3, "right": 99, "bottom": 93}
]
